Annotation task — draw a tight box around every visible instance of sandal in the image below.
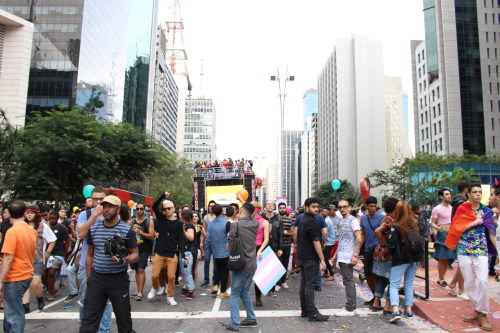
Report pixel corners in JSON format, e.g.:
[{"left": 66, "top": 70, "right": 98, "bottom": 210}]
[{"left": 45, "top": 294, "right": 55, "bottom": 301}]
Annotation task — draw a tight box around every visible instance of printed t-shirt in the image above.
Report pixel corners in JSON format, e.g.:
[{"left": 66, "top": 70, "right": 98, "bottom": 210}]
[
  {"left": 457, "top": 207, "right": 488, "bottom": 256},
  {"left": 337, "top": 216, "right": 361, "bottom": 264}
]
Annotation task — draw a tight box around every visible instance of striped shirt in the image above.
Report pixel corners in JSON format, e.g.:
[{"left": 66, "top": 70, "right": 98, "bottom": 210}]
[{"left": 87, "top": 219, "right": 137, "bottom": 273}]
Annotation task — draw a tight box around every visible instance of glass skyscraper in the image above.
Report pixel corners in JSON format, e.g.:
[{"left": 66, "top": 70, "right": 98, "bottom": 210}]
[
  {"left": 303, "top": 88, "right": 318, "bottom": 131},
  {"left": 0, "top": 0, "right": 158, "bottom": 127}
]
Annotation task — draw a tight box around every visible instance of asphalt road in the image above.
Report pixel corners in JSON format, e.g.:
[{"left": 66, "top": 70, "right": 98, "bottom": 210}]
[{"left": 11, "top": 259, "right": 446, "bottom": 333}]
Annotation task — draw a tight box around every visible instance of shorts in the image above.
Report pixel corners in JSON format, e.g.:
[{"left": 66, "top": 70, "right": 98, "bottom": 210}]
[
  {"left": 362, "top": 249, "right": 375, "bottom": 277},
  {"left": 46, "top": 256, "right": 63, "bottom": 269},
  {"left": 34, "top": 262, "right": 44, "bottom": 275},
  {"left": 130, "top": 250, "right": 149, "bottom": 270}
]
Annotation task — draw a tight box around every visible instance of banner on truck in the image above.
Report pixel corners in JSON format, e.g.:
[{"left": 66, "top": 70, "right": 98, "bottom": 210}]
[{"left": 206, "top": 185, "right": 244, "bottom": 203}]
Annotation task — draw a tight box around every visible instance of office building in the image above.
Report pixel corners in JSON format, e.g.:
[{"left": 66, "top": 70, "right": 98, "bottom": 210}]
[
  {"left": 0, "top": 0, "right": 158, "bottom": 128},
  {"left": 303, "top": 88, "right": 318, "bottom": 131},
  {"left": 152, "top": 26, "right": 178, "bottom": 153},
  {"left": 412, "top": 0, "right": 500, "bottom": 155},
  {"left": 0, "top": 9, "right": 33, "bottom": 127},
  {"left": 183, "top": 98, "right": 216, "bottom": 163},
  {"left": 317, "top": 36, "right": 387, "bottom": 190},
  {"left": 281, "top": 130, "right": 301, "bottom": 207},
  {"left": 266, "top": 164, "right": 277, "bottom": 202},
  {"left": 385, "top": 76, "right": 413, "bottom": 167}
]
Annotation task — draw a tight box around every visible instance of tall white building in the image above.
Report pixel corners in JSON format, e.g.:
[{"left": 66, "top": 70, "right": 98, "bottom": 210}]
[
  {"left": 152, "top": 26, "right": 178, "bottom": 153},
  {"left": 412, "top": 0, "right": 500, "bottom": 155},
  {"left": 0, "top": 9, "right": 33, "bottom": 127},
  {"left": 266, "top": 164, "right": 277, "bottom": 201},
  {"left": 183, "top": 98, "right": 216, "bottom": 164},
  {"left": 317, "top": 36, "right": 387, "bottom": 190},
  {"left": 385, "top": 76, "right": 413, "bottom": 167},
  {"left": 281, "top": 130, "right": 302, "bottom": 206}
]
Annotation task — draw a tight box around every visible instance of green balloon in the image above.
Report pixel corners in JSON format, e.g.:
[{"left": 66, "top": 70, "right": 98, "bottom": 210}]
[
  {"left": 331, "top": 179, "right": 341, "bottom": 191},
  {"left": 83, "top": 184, "right": 95, "bottom": 198}
]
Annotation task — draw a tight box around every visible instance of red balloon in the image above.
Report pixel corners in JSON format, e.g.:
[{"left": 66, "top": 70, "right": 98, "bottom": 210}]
[{"left": 360, "top": 177, "right": 371, "bottom": 203}]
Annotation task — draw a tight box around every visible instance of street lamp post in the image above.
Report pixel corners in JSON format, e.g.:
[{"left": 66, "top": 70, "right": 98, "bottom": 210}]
[{"left": 270, "top": 67, "right": 294, "bottom": 198}]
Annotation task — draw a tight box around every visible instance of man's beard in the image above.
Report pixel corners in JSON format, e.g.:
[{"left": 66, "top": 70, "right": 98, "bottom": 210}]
[{"left": 105, "top": 212, "right": 118, "bottom": 222}]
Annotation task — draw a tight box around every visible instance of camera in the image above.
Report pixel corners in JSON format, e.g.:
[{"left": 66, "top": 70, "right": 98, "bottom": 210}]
[{"left": 104, "top": 234, "right": 129, "bottom": 264}]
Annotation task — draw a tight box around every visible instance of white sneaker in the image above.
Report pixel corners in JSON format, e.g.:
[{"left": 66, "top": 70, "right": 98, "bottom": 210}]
[
  {"left": 444, "top": 285, "right": 457, "bottom": 296},
  {"left": 226, "top": 287, "right": 231, "bottom": 294},
  {"left": 335, "top": 308, "right": 356, "bottom": 317},
  {"left": 157, "top": 286, "right": 166, "bottom": 295},
  {"left": 275, "top": 285, "right": 281, "bottom": 292},
  {"left": 282, "top": 283, "right": 289, "bottom": 289},
  {"left": 147, "top": 288, "right": 157, "bottom": 300},
  {"left": 457, "top": 292, "right": 469, "bottom": 301},
  {"left": 167, "top": 297, "right": 177, "bottom": 306}
]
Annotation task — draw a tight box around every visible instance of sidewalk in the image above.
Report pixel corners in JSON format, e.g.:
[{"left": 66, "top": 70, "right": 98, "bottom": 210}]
[{"left": 411, "top": 259, "right": 500, "bottom": 332}]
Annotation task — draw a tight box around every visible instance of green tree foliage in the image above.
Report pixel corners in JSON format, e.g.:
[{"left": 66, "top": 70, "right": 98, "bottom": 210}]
[
  {"left": 368, "top": 152, "right": 483, "bottom": 208},
  {"left": 0, "top": 109, "right": 20, "bottom": 198},
  {"left": 313, "top": 179, "right": 361, "bottom": 208},
  {"left": 8, "top": 107, "right": 160, "bottom": 205}
]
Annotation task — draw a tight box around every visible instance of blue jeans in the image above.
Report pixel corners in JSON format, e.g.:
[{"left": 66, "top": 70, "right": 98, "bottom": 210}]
[
  {"left": 3, "top": 278, "right": 32, "bottom": 333},
  {"left": 204, "top": 239, "right": 217, "bottom": 283},
  {"left": 180, "top": 251, "right": 194, "bottom": 291},
  {"left": 389, "top": 262, "right": 418, "bottom": 308},
  {"left": 78, "top": 266, "right": 112, "bottom": 332},
  {"left": 316, "top": 263, "right": 322, "bottom": 286},
  {"left": 230, "top": 271, "right": 256, "bottom": 329},
  {"left": 374, "top": 276, "right": 390, "bottom": 299},
  {"left": 67, "top": 261, "right": 79, "bottom": 295}
]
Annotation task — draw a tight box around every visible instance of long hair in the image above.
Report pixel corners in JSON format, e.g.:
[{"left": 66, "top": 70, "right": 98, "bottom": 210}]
[
  {"left": 181, "top": 209, "right": 193, "bottom": 225},
  {"left": 25, "top": 205, "right": 41, "bottom": 231},
  {"left": 392, "top": 201, "right": 418, "bottom": 242}
]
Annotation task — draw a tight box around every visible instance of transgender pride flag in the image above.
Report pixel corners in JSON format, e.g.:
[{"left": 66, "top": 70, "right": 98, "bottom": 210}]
[{"left": 253, "top": 246, "right": 286, "bottom": 295}]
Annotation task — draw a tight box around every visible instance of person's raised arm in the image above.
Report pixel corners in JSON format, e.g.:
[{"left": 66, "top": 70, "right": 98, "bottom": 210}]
[
  {"left": 152, "top": 192, "right": 168, "bottom": 217},
  {"left": 77, "top": 205, "right": 103, "bottom": 239}
]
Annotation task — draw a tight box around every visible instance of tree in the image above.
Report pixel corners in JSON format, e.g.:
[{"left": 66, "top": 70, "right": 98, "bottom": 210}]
[
  {"left": 79, "top": 86, "right": 105, "bottom": 117},
  {"left": 8, "top": 107, "right": 161, "bottom": 205},
  {"left": 313, "top": 179, "right": 361, "bottom": 208},
  {"left": 0, "top": 109, "right": 20, "bottom": 199}
]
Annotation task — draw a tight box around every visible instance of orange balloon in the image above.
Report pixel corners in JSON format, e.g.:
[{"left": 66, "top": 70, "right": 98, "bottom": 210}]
[
  {"left": 237, "top": 189, "right": 249, "bottom": 201},
  {"left": 127, "top": 200, "right": 135, "bottom": 208}
]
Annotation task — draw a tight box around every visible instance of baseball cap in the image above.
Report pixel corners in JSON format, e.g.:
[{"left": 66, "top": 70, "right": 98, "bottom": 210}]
[
  {"left": 100, "top": 195, "right": 121, "bottom": 207},
  {"left": 329, "top": 204, "right": 336, "bottom": 210}
]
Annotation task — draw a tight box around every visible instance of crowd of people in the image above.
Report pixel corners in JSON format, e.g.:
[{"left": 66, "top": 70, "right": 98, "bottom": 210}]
[
  {"left": 1, "top": 180, "right": 500, "bottom": 332},
  {"left": 194, "top": 158, "right": 253, "bottom": 173}
]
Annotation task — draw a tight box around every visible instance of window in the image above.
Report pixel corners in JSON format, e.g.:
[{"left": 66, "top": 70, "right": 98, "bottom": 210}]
[
  {"left": 490, "top": 82, "right": 493, "bottom": 94},
  {"left": 439, "top": 120, "right": 442, "bottom": 133},
  {"left": 425, "top": 111, "right": 428, "bottom": 122},
  {"left": 496, "top": 48, "right": 498, "bottom": 59},
  {"left": 487, "top": 32, "right": 489, "bottom": 42},
  {"left": 492, "top": 100, "right": 494, "bottom": 112},
  {"left": 434, "top": 123, "right": 437, "bottom": 135},
  {"left": 439, "top": 138, "right": 443, "bottom": 151},
  {"left": 421, "top": 129, "right": 425, "bottom": 140},
  {"left": 489, "top": 65, "right": 491, "bottom": 77},
  {"left": 426, "top": 127, "right": 429, "bottom": 139},
  {"left": 494, "top": 136, "right": 496, "bottom": 148},
  {"left": 493, "top": 118, "right": 495, "bottom": 130},
  {"left": 432, "top": 90, "right": 435, "bottom": 101},
  {"left": 433, "top": 106, "right": 436, "bottom": 117},
  {"left": 485, "top": 0, "right": 487, "bottom": 7},
  {"left": 422, "top": 50, "right": 425, "bottom": 60},
  {"left": 497, "top": 83, "right": 499, "bottom": 94},
  {"left": 486, "top": 13, "right": 488, "bottom": 24},
  {"left": 497, "top": 65, "right": 498, "bottom": 77},
  {"left": 419, "top": 68, "right": 421, "bottom": 78},
  {"left": 423, "top": 64, "right": 426, "bottom": 73},
  {"left": 437, "top": 87, "right": 440, "bottom": 98},
  {"left": 488, "top": 48, "right": 490, "bottom": 58},
  {"left": 422, "top": 145, "right": 425, "bottom": 152},
  {"left": 495, "top": 32, "right": 498, "bottom": 43},
  {"left": 426, "top": 143, "right": 429, "bottom": 152},
  {"left": 419, "top": 83, "right": 422, "bottom": 93},
  {"left": 421, "top": 114, "right": 424, "bottom": 124},
  {"left": 494, "top": 13, "right": 496, "bottom": 24},
  {"left": 438, "top": 103, "right": 441, "bottom": 115}
]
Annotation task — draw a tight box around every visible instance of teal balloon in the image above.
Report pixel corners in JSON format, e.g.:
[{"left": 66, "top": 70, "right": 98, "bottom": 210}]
[
  {"left": 331, "top": 179, "right": 341, "bottom": 191},
  {"left": 83, "top": 185, "right": 95, "bottom": 198}
]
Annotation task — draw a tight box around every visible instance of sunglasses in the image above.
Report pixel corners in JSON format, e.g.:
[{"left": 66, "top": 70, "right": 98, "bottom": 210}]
[
  {"left": 136, "top": 208, "right": 144, "bottom": 211},
  {"left": 338, "top": 205, "right": 350, "bottom": 209},
  {"left": 162, "top": 207, "right": 174, "bottom": 211}
]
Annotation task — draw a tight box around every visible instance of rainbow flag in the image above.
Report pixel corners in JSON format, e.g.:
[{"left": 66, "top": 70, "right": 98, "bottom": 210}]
[
  {"left": 445, "top": 201, "right": 497, "bottom": 255},
  {"left": 253, "top": 246, "right": 286, "bottom": 295}
]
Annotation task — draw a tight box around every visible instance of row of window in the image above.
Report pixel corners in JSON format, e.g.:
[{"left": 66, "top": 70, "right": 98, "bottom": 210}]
[
  {"left": 484, "top": 13, "right": 500, "bottom": 25},
  {"left": 417, "top": 50, "right": 425, "bottom": 64},
  {"left": 421, "top": 121, "right": 443, "bottom": 140},
  {"left": 421, "top": 104, "right": 442, "bottom": 124},
  {"left": 0, "top": 5, "right": 80, "bottom": 15},
  {"left": 487, "top": 48, "right": 499, "bottom": 59},
  {"left": 484, "top": 0, "right": 500, "bottom": 8},
  {"left": 485, "top": 31, "right": 500, "bottom": 43},
  {"left": 421, "top": 138, "right": 444, "bottom": 153}
]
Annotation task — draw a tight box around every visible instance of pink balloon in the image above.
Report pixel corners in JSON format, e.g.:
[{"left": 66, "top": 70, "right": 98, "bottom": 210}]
[{"left": 286, "top": 206, "right": 292, "bottom": 213}]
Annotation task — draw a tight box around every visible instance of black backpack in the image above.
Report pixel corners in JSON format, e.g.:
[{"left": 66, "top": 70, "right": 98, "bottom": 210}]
[
  {"left": 387, "top": 224, "right": 424, "bottom": 263},
  {"left": 228, "top": 222, "right": 246, "bottom": 271}
]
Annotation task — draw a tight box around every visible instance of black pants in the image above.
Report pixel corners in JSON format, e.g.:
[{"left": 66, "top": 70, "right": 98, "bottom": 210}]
[
  {"left": 322, "top": 245, "right": 334, "bottom": 275},
  {"left": 214, "top": 257, "right": 229, "bottom": 292},
  {"left": 279, "top": 246, "right": 291, "bottom": 285},
  {"left": 80, "top": 271, "right": 135, "bottom": 333},
  {"left": 299, "top": 259, "right": 319, "bottom": 312},
  {"left": 191, "top": 250, "right": 198, "bottom": 278}
]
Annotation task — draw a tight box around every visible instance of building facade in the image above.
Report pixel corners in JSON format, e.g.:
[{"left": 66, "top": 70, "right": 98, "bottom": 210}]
[
  {"left": 412, "top": 0, "right": 500, "bottom": 155},
  {"left": 281, "top": 130, "right": 301, "bottom": 207},
  {"left": 183, "top": 98, "right": 216, "bottom": 164},
  {"left": 152, "top": 26, "right": 178, "bottom": 153},
  {"left": 266, "top": 164, "right": 277, "bottom": 202},
  {"left": 0, "top": 9, "right": 33, "bottom": 127},
  {"left": 303, "top": 88, "right": 318, "bottom": 131},
  {"left": 317, "top": 36, "right": 388, "bottom": 190},
  {"left": 385, "top": 76, "right": 413, "bottom": 167},
  {"left": 0, "top": 0, "right": 158, "bottom": 128}
]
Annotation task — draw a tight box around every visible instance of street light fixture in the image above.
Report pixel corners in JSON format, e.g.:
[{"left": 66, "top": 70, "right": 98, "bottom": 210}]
[{"left": 270, "top": 67, "right": 294, "bottom": 198}]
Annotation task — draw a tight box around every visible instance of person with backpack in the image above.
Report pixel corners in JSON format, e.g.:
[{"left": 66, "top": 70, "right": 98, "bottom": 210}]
[
  {"left": 377, "top": 201, "right": 424, "bottom": 323},
  {"left": 130, "top": 203, "right": 155, "bottom": 301}
]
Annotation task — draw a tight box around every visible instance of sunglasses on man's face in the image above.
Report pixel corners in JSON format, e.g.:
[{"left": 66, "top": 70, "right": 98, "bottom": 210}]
[
  {"left": 136, "top": 208, "right": 144, "bottom": 211},
  {"left": 162, "top": 207, "right": 174, "bottom": 211}
]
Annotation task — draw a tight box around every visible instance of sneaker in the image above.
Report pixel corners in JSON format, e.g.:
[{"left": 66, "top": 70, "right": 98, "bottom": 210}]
[
  {"left": 147, "top": 288, "right": 157, "bottom": 300},
  {"left": 135, "top": 292, "right": 143, "bottom": 301},
  {"left": 240, "top": 319, "right": 258, "bottom": 328},
  {"left": 335, "top": 308, "right": 356, "bottom": 317},
  {"left": 167, "top": 297, "right": 177, "bottom": 306},
  {"left": 211, "top": 284, "right": 219, "bottom": 294},
  {"left": 282, "top": 283, "right": 289, "bottom": 289},
  {"left": 218, "top": 292, "right": 230, "bottom": 299},
  {"left": 444, "top": 285, "right": 457, "bottom": 295},
  {"left": 269, "top": 291, "right": 277, "bottom": 298},
  {"left": 463, "top": 310, "right": 479, "bottom": 323},
  {"left": 404, "top": 311, "right": 414, "bottom": 318},
  {"left": 457, "top": 292, "right": 470, "bottom": 301},
  {"left": 437, "top": 279, "right": 448, "bottom": 288},
  {"left": 37, "top": 296, "right": 45, "bottom": 310},
  {"left": 157, "top": 286, "right": 166, "bottom": 295},
  {"left": 223, "top": 324, "right": 239, "bottom": 332},
  {"left": 180, "top": 288, "right": 189, "bottom": 296},
  {"left": 226, "top": 287, "right": 231, "bottom": 294},
  {"left": 201, "top": 279, "right": 210, "bottom": 287},
  {"left": 390, "top": 311, "right": 402, "bottom": 323},
  {"left": 64, "top": 293, "right": 78, "bottom": 303},
  {"left": 23, "top": 303, "right": 30, "bottom": 314},
  {"left": 186, "top": 291, "right": 195, "bottom": 300},
  {"left": 275, "top": 285, "right": 281, "bottom": 292}
]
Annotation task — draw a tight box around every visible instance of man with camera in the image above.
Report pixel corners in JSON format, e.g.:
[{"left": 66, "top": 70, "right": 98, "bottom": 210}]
[{"left": 80, "top": 195, "right": 139, "bottom": 333}]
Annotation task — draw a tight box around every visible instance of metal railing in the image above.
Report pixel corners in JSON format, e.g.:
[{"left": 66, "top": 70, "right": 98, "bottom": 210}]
[{"left": 414, "top": 239, "right": 430, "bottom": 300}]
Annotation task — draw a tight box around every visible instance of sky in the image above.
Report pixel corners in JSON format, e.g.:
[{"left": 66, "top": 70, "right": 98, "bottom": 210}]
[{"left": 157, "top": 0, "right": 426, "bottom": 177}]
